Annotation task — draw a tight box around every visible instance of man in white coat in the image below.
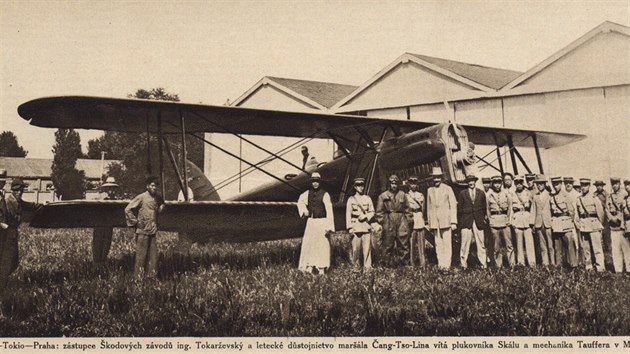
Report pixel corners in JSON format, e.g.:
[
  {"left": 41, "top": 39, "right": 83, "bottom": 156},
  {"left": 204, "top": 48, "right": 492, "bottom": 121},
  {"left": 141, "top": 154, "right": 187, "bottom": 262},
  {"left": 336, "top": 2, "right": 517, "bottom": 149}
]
[{"left": 426, "top": 167, "right": 457, "bottom": 270}]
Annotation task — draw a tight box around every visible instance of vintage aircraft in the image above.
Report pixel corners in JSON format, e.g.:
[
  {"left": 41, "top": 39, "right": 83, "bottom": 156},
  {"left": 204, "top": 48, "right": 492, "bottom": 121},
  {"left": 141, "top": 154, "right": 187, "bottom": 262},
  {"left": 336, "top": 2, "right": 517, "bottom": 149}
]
[{"left": 18, "top": 96, "right": 584, "bottom": 257}]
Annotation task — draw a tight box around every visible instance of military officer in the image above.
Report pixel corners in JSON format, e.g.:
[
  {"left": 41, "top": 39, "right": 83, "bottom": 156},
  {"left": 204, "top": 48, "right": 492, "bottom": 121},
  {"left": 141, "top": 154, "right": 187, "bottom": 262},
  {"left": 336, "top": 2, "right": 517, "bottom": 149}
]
[
  {"left": 487, "top": 175, "right": 514, "bottom": 268},
  {"left": 376, "top": 174, "right": 412, "bottom": 267},
  {"left": 606, "top": 177, "right": 629, "bottom": 273},
  {"left": 576, "top": 178, "right": 605, "bottom": 271},
  {"left": 549, "top": 177, "right": 578, "bottom": 269},
  {"left": 482, "top": 177, "right": 491, "bottom": 193},
  {"left": 593, "top": 180, "right": 610, "bottom": 259},
  {"left": 623, "top": 180, "right": 630, "bottom": 239},
  {"left": 511, "top": 176, "right": 536, "bottom": 267},
  {"left": 533, "top": 175, "right": 554, "bottom": 266},
  {"left": 346, "top": 177, "right": 375, "bottom": 271},
  {"left": 426, "top": 167, "right": 457, "bottom": 270},
  {"left": 564, "top": 177, "right": 581, "bottom": 263},
  {"left": 525, "top": 173, "right": 537, "bottom": 193},
  {"left": 406, "top": 176, "right": 427, "bottom": 268}
]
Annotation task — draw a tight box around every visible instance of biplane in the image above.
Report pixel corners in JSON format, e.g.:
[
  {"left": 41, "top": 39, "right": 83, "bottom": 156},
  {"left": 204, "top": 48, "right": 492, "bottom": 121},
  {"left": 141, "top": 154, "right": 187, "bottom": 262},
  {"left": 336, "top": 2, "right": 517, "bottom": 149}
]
[{"left": 17, "top": 96, "right": 585, "bottom": 259}]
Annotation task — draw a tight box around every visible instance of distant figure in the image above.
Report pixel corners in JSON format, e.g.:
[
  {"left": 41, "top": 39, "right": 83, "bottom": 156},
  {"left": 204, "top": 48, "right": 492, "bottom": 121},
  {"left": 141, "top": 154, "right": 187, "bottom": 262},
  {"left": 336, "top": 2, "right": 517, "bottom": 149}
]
[
  {"left": 487, "top": 175, "right": 514, "bottom": 268},
  {"left": 125, "top": 176, "right": 165, "bottom": 278},
  {"left": 533, "top": 175, "right": 554, "bottom": 266},
  {"left": 511, "top": 176, "right": 536, "bottom": 267},
  {"left": 576, "top": 178, "right": 605, "bottom": 271},
  {"left": 607, "top": 177, "right": 629, "bottom": 273},
  {"left": 0, "top": 178, "right": 43, "bottom": 296},
  {"left": 346, "top": 177, "right": 374, "bottom": 272},
  {"left": 92, "top": 177, "right": 119, "bottom": 265},
  {"left": 301, "top": 146, "right": 310, "bottom": 170},
  {"left": 297, "top": 172, "right": 334, "bottom": 274},
  {"left": 549, "top": 177, "right": 578, "bottom": 269},
  {"left": 426, "top": 167, "right": 457, "bottom": 270}
]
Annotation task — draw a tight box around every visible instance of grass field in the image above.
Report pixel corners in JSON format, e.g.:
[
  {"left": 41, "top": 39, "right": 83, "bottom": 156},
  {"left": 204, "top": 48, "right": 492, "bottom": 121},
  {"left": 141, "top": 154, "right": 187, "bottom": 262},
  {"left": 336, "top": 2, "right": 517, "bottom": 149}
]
[{"left": 1, "top": 226, "right": 629, "bottom": 337}]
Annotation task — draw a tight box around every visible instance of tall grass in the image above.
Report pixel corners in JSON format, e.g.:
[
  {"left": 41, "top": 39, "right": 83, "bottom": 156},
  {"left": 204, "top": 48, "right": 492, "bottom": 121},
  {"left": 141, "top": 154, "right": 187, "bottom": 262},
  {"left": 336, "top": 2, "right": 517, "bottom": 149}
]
[{"left": 0, "top": 226, "right": 629, "bottom": 336}]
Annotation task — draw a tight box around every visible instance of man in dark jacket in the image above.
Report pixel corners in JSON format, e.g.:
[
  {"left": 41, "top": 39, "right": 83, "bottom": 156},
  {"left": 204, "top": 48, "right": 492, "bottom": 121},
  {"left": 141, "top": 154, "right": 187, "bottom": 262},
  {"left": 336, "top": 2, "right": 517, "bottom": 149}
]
[
  {"left": 376, "top": 174, "right": 412, "bottom": 266},
  {"left": 457, "top": 175, "right": 488, "bottom": 269}
]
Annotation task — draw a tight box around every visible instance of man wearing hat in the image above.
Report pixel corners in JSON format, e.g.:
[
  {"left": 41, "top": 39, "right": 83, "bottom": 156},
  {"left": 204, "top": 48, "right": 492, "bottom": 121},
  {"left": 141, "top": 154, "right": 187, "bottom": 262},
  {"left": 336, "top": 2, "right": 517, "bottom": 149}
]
[
  {"left": 564, "top": 177, "right": 581, "bottom": 263},
  {"left": 457, "top": 175, "right": 488, "bottom": 269},
  {"left": 92, "top": 177, "right": 120, "bottom": 265},
  {"left": 606, "top": 177, "right": 629, "bottom": 273},
  {"left": 549, "top": 177, "right": 578, "bottom": 269},
  {"left": 533, "top": 175, "right": 554, "bottom": 265},
  {"left": 487, "top": 175, "right": 514, "bottom": 267},
  {"left": 426, "top": 167, "right": 457, "bottom": 270},
  {"left": 623, "top": 180, "right": 630, "bottom": 238},
  {"left": 525, "top": 174, "right": 537, "bottom": 193},
  {"left": 0, "top": 178, "right": 43, "bottom": 295},
  {"left": 346, "top": 177, "right": 375, "bottom": 271},
  {"left": 297, "top": 172, "right": 334, "bottom": 274},
  {"left": 481, "top": 177, "right": 491, "bottom": 193},
  {"left": 511, "top": 176, "right": 536, "bottom": 267},
  {"left": 406, "top": 176, "right": 427, "bottom": 268},
  {"left": 376, "top": 174, "right": 412, "bottom": 267},
  {"left": 576, "top": 178, "right": 606, "bottom": 271}
]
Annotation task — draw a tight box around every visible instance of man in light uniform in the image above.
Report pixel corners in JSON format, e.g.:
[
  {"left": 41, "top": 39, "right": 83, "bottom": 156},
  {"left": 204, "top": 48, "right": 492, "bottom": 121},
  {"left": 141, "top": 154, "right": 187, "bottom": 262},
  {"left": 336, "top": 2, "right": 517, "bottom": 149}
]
[
  {"left": 487, "top": 175, "right": 514, "bottom": 268},
  {"left": 549, "top": 177, "right": 578, "bottom": 269},
  {"left": 623, "top": 180, "right": 630, "bottom": 243},
  {"left": 457, "top": 175, "right": 488, "bottom": 269},
  {"left": 511, "top": 176, "right": 536, "bottom": 267},
  {"left": 406, "top": 176, "right": 427, "bottom": 268},
  {"left": 564, "top": 177, "right": 581, "bottom": 264},
  {"left": 533, "top": 175, "right": 554, "bottom": 266},
  {"left": 593, "top": 180, "right": 610, "bottom": 260},
  {"left": 426, "top": 167, "right": 457, "bottom": 270},
  {"left": 346, "top": 177, "right": 374, "bottom": 271},
  {"left": 576, "top": 178, "right": 605, "bottom": 271},
  {"left": 606, "top": 177, "right": 629, "bottom": 273}
]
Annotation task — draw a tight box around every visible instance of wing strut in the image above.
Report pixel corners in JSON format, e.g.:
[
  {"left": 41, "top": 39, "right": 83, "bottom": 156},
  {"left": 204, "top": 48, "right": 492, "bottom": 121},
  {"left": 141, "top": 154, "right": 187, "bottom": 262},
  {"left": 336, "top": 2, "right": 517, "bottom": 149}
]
[
  {"left": 493, "top": 134, "right": 505, "bottom": 175},
  {"left": 366, "top": 126, "right": 390, "bottom": 194},
  {"left": 157, "top": 112, "right": 166, "bottom": 197},
  {"left": 507, "top": 135, "right": 519, "bottom": 175},
  {"left": 162, "top": 136, "right": 186, "bottom": 195},
  {"left": 532, "top": 134, "right": 544, "bottom": 174},
  {"left": 179, "top": 110, "right": 190, "bottom": 201},
  {"left": 189, "top": 111, "right": 308, "bottom": 174},
  {"left": 167, "top": 123, "right": 301, "bottom": 193}
]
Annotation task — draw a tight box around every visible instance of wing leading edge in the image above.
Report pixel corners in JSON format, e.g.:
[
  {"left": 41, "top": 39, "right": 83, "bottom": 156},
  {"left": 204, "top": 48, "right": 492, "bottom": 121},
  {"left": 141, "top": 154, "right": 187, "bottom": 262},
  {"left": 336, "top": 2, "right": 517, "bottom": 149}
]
[{"left": 18, "top": 96, "right": 584, "bottom": 148}]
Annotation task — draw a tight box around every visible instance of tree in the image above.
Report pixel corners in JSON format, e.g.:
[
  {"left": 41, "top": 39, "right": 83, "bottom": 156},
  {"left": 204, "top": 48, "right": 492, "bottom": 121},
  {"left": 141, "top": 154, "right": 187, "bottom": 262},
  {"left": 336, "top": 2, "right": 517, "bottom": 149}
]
[
  {"left": 51, "top": 129, "right": 86, "bottom": 200},
  {"left": 0, "top": 131, "right": 28, "bottom": 157},
  {"left": 86, "top": 88, "right": 203, "bottom": 199}
]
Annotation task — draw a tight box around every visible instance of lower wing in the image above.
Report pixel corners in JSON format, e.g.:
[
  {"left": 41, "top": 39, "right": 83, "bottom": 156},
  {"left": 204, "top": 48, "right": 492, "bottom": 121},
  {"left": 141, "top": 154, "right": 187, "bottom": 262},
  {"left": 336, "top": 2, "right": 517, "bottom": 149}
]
[{"left": 30, "top": 200, "right": 306, "bottom": 242}]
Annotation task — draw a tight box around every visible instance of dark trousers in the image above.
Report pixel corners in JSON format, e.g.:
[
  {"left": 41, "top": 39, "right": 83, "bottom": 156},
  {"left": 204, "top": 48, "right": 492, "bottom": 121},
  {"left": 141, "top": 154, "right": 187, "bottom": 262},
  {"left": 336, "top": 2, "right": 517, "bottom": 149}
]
[
  {"left": 0, "top": 228, "right": 19, "bottom": 295},
  {"left": 92, "top": 227, "right": 113, "bottom": 264},
  {"left": 410, "top": 229, "right": 426, "bottom": 267},
  {"left": 383, "top": 229, "right": 410, "bottom": 266},
  {"left": 135, "top": 233, "right": 158, "bottom": 278}
]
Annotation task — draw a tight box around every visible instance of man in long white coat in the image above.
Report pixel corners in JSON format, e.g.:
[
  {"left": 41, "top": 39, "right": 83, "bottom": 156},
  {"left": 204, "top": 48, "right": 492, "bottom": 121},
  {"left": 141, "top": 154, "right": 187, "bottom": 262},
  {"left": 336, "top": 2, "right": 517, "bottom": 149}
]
[
  {"left": 297, "top": 172, "right": 335, "bottom": 274},
  {"left": 426, "top": 167, "right": 457, "bottom": 270}
]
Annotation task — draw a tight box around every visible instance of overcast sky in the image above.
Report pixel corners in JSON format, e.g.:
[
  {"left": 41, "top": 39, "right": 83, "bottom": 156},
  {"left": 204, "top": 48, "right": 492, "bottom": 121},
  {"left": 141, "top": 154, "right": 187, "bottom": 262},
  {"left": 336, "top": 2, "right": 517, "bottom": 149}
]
[{"left": 1, "top": 0, "right": 628, "bottom": 158}]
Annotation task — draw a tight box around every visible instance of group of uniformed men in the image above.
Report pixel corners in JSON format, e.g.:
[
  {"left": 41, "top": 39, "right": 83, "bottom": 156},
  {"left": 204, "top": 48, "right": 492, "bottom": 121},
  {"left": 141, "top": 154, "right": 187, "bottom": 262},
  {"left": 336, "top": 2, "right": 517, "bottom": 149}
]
[{"left": 346, "top": 166, "right": 630, "bottom": 273}]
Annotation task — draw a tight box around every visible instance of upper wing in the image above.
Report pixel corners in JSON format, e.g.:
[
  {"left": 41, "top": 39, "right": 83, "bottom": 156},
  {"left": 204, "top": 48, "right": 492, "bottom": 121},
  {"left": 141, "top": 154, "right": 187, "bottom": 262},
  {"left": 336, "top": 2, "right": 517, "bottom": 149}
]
[{"left": 18, "top": 96, "right": 584, "bottom": 148}]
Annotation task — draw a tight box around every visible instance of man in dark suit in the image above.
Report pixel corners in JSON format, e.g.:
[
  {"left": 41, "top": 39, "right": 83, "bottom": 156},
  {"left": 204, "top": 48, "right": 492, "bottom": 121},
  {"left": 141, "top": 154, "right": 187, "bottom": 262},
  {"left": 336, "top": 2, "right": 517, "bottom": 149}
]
[{"left": 457, "top": 175, "right": 488, "bottom": 269}]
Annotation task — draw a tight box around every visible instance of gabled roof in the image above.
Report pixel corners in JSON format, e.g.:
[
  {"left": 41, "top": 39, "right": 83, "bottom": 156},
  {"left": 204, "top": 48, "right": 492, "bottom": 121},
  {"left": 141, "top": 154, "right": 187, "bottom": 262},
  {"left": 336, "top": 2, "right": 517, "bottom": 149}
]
[
  {"left": 502, "top": 21, "right": 630, "bottom": 91},
  {"left": 407, "top": 53, "right": 522, "bottom": 90},
  {"left": 0, "top": 157, "right": 118, "bottom": 179},
  {"left": 232, "top": 76, "right": 358, "bottom": 110},
  {"left": 333, "top": 53, "right": 522, "bottom": 111}
]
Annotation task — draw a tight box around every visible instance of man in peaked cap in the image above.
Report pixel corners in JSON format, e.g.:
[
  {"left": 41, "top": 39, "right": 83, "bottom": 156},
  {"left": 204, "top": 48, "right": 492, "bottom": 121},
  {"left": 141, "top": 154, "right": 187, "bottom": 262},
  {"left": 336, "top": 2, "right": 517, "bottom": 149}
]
[
  {"left": 525, "top": 173, "right": 537, "bottom": 193},
  {"left": 406, "top": 176, "right": 427, "bottom": 268},
  {"left": 511, "top": 176, "right": 536, "bottom": 267},
  {"left": 606, "top": 177, "right": 629, "bottom": 273},
  {"left": 346, "top": 177, "right": 375, "bottom": 272},
  {"left": 549, "top": 177, "right": 578, "bottom": 269},
  {"left": 426, "top": 167, "right": 457, "bottom": 270},
  {"left": 1, "top": 177, "right": 43, "bottom": 296},
  {"left": 576, "top": 178, "right": 606, "bottom": 271},
  {"left": 623, "top": 180, "right": 630, "bottom": 238},
  {"left": 563, "top": 177, "right": 581, "bottom": 264},
  {"left": 487, "top": 175, "right": 514, "bottom": 268},
  {"left": 533, "top": 175, "right": 554, "bottom": 266},
  {"left": 457, "top": 175, "right": 488, "bottom": 269},
  {"left": 481, "top": 177, "right": 491, "bottom": 193},
  {"left": 375, "top": 174, "right": 412, "bottom": 267}
]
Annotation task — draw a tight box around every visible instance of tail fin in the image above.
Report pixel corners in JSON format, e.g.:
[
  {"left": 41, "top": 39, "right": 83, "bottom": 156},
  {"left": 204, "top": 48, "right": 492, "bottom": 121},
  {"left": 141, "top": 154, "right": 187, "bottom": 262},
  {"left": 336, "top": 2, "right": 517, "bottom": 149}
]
[{"left": 186, "top": 160, "right": 220, "bottom": 201}]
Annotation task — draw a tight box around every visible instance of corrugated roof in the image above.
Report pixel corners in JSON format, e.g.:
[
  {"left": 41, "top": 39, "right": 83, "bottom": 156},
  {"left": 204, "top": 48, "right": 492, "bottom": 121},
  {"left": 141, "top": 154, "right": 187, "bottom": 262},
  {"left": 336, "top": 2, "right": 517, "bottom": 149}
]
[
  {"left": 407, "top": 53, "right": 523, "bottom": 90},
  {"left": 0, "top": 157, "right": 118, "bottom": 179},
  {"left": 266, "top": 77, "right": 358, "bottom": 108}
]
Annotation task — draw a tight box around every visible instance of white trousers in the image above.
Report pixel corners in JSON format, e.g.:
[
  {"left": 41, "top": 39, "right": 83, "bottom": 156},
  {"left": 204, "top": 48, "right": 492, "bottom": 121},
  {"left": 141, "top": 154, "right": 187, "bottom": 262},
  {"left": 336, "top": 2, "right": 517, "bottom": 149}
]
[
  {"left": 611, "top": 230, "right": 630, "bottom": 273},
  {"left": 433, "top": 228, "right": 452, "bottom": 269}
]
